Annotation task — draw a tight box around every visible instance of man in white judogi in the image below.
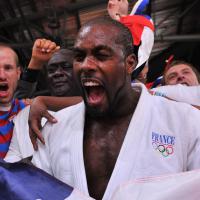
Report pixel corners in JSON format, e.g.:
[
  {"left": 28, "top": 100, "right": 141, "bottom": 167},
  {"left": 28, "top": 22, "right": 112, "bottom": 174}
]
[{"left": 32, "top": 17, "right": 200, "bottom": 200}]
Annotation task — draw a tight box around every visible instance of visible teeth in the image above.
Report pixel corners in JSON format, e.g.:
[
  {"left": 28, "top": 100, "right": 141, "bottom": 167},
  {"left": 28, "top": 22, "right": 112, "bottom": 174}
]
[
  {"left": 181, "top": 83, "right": 188, "bottom": 86},
  {"left": 84, "top": 81, "right": 100, "bottom": 86}
]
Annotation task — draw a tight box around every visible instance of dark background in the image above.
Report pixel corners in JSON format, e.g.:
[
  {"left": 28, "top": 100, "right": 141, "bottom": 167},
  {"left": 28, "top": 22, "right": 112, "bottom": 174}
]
[{"left": 0, "top": 0, "right": 199, "bottom": 90}]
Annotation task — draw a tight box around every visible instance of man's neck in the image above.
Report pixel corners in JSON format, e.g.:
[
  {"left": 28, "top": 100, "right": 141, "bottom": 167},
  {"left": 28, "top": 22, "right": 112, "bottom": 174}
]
[
  {"left": 109, "top": 87, "right": 141, "bottom": 119},
  {"left": 86, "top": 88, "right": 141, "bottom": 121}
]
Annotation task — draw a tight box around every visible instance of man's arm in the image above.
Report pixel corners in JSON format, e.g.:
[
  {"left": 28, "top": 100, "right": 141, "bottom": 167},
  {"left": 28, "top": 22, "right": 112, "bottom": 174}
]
[
  {"left": 34, "top": 96, "right": 82, "bottom": 112},
  {"left": 29, "top": 96, "right": 82, "bottom": 150},
  {"left": 4, "top": 124, "right": 23, "bottom": 163},
  {"left": 15, "top": 39, "right": 60, "bottom": 99},
  {"left": 4, "top": 106, "right": 33, "bottom": 163}
]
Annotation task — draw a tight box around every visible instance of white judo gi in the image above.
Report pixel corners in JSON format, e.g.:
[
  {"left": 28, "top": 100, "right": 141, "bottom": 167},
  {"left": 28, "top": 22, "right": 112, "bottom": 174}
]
[
  {"left": 151, "top": 84, "right": 200, "bottom": 106},
  {"left": 4, "top": 106, "right": 54, "bottom": 163},
  {"left": 32, "top": 83, "right": 200, "bottom": 200},
  {"left": 111, "top": 169, "right": 200, "bottom": 200},
  {"left": 4, "top": 106, "right": 32, "bottom": 162}
]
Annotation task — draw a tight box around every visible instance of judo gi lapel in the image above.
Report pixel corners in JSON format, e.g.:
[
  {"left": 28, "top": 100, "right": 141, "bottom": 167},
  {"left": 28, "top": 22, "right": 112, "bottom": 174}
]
[
  {"left": 70, "top": 102, "right": 90, "bottom": 196},
  {"left": 102, "top": 83, "right": 153, "bottom": 200}
]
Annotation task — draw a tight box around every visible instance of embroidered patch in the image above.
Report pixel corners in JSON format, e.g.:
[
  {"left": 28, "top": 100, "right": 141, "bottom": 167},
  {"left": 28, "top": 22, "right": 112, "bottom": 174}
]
[
  {"left": 149, "top": 90, "right": 166, "bottom": 97},
  {"left": 152, "top": 132, "right": 175, "bottom": 157}
]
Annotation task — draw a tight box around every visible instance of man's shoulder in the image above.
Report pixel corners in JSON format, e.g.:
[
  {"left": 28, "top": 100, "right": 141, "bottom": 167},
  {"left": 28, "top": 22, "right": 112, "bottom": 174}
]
[
  {"left": 152, "top": 84, "right": 200, "bottom": 93},
  {"left": 152, "top": 91, "right": 194, "bottom": 110},
  {"left": 152, "top": 90, "right": 200, "bottom": 124},
  {"left": 42, "top": 102, "right": 85, "bottom": 142},
  {"left": 53, "top": 102, "right": 85, "bottom": 122},
  {"left": 151, "top": 85, "right": 200, "bottom": 106},
  {"left": 13, "top": 105, "right": 30, "bottom": 124}
]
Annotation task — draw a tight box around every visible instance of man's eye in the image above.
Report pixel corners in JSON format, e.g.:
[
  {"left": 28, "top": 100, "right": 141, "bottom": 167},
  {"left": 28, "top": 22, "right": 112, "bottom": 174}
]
[
  {"left": 74, "top": 52, "right": 85, "bottom": 62},
  {"left": 96, "top": 53, "right": 110, "bottom": 61},
  {"left": 183, "top": 71, "right": 190, "bottom": 74},
  {"left": 168, "top": 75, "right": 176, "bottom": 80},
  {"left": 4, "top": 65, "right": 13, "bottom": 71},
  {"left": 61, "top": 63, "right": 72, "bottom": 69},
  {"left": 48, "top": 68, "right": 56, "bottom": 74}
]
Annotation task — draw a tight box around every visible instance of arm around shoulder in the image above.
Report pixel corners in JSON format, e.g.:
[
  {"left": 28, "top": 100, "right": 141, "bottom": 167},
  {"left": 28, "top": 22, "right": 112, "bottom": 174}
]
[{"left": 35, "top": 96, "right": 82, "bottom": 112}]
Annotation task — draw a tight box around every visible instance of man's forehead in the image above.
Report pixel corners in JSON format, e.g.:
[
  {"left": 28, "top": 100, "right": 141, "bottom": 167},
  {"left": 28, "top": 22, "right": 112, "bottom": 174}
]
[
  {"left": 75, "top": 24, "right": 119, "bottom": 48},
  {"left": 48, "top": 54, "right": 72, "bottom": 65},
  {"left": 48, "top": 60, "right": 70, "bottom": 66},
  {"left": 79, "top": 26, "right": 92, "bottom": 38},
  {"left": 0, "top": 48, "right": 17, "bottom": 65},
  {"left": 0, "top": 47, "right": 15, "bottom": 57},
  {"left": 168, "top": 64, "right": 193, "bottom": 73},
  {"left": 78, "top": 23, "right": 118, "bottom": 39}
]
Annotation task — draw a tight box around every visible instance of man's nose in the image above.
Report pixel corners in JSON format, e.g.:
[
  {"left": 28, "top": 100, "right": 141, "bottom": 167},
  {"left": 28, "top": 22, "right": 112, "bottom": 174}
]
[
  {"left": 0, "top": 68, "right": 6, "bottom": 80},
  {"left": 177, "top": 74, "right": 185, "bottom": 82},
  {"left": 52, "top": 66, "right": 64, "bottom": 76},
  {"left": 81, "top": 56, "right": 97, "bottom": 72}
]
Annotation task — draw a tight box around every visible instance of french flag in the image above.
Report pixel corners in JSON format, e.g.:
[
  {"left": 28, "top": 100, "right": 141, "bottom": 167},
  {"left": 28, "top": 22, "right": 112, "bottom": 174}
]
[
  {"left": 0, "top": 159, "right": 93, "bottom": 200},
  {"left": 121, "top": 0, "right": 154, "bottom": 70},
  {"left": 130, "top": 0, "right": 150, "bottom": 16}
]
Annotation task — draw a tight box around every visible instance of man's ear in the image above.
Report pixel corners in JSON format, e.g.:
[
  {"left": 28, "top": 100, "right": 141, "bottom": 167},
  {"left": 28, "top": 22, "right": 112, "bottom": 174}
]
[
  {"left": 17, "top": 66, "right": 21, "bottom": 80},
  {"left": 126, "top": 53, "right": 137, "bottom": 75}
]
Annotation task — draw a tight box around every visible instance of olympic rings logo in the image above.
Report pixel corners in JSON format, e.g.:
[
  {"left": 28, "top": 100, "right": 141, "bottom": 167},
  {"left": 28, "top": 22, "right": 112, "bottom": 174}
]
[{"left": 152, "top": 142, "right": 174, "bottom": 157}]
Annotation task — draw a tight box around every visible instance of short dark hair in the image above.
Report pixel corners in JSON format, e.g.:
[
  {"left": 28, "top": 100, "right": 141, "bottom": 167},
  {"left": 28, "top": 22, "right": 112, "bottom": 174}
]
[
  {"left": 0, "top": 43, "right": 19, "bottom": 66},
  {"left": 163, "top": 60, "right": 200, "bottom": 85},
  {"left": 78, "top": 16, "right": 135, "bottom": 58}
]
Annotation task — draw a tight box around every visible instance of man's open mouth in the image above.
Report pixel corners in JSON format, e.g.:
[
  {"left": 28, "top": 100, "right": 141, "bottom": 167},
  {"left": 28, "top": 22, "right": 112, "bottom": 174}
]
[
  {"left": 81, "top": 78, "right": 106, "bottom": 106},
  {"left": 180, "top": 82, "right": 189, "bottom": 86},
  {"left": 0, "top": 83, "right": 9, "bottom": 97}
]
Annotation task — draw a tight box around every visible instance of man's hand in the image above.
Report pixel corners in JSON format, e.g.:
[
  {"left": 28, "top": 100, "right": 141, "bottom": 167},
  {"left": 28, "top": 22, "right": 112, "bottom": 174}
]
[
  {"left": 28, "top": 96, "right": 57, "bottom": 150},
  {"left": 28, "top": 38, "right": 60, "bottom": 70}
]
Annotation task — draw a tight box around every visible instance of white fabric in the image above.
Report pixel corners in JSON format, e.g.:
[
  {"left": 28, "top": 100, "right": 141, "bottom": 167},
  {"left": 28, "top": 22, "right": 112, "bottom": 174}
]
[
  {"left": 151, "top": 84, "right": 200, "bottom": 106},
  {"left": 32, "top": 83, "right": 200, "bottom": 200},
  {"left": 4, "top": 106, "right": 54, "bottom": 163},
  {"left": 128, "top": 0, "right": 154, "bottom": 70},
  {"left": 136, "top": 26, "right": 154, "bottom": 70},
  {"left": 130, "top": 0, "right": 147, "bottom": 15},
  {"left": 66, "top": 189, "right": 94, "bottom": 200},
  {"left": 111, "top": 169, "right": 200, "bottom": 200}
]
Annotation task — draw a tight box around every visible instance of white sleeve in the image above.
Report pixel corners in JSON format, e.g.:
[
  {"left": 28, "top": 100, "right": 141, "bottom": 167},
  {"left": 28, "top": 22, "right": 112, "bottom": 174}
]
[
  {"left": 4, "top": 106, "right": 34, "bottom": 163},
  {"left": 4, "top": 125, "right": 22, "bottom": 163},
  {"left": 32, "top": 123, "right": 53, "bottom": 175},
  {"left": 186, "top": 107, "right": 200, "bottom": 170}
]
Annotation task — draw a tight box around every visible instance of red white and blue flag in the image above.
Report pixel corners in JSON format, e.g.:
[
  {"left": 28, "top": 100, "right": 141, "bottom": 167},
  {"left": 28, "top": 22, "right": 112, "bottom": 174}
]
[
  {"left": 130, "top": 0, "right": 150, "bottom": 16},
  {"left": 0, "top": 159, "right": 93, "bottom": 200},
  {"left": 121, "top": 0, "right": 154, "bottom": 70}
]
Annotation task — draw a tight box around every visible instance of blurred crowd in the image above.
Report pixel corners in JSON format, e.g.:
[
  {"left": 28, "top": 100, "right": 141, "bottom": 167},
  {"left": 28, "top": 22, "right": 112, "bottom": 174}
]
[{"left": 0, "top": 0, "right": 200, "bottom": 200}]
